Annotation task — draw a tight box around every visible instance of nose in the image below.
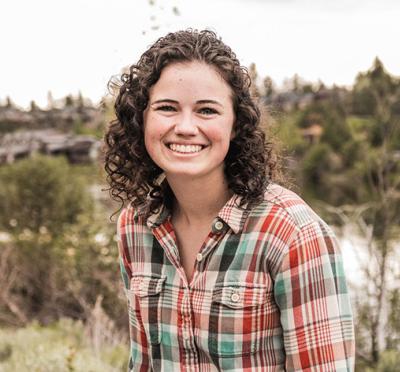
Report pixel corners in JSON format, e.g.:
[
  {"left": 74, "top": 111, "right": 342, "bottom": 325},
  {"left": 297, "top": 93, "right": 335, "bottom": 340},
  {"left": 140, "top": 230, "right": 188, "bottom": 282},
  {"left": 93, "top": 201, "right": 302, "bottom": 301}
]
[{"left": 174, "top": 112, "right": 199, "bottom": 136}]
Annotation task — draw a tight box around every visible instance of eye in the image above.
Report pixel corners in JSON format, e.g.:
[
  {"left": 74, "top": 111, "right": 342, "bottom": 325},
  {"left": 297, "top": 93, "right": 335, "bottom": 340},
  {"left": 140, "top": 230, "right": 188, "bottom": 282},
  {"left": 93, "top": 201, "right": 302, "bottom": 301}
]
[
  {"left": 198, "top": 107, "right": 218, "bottom": 115},
  {"left": 155, "top": 105, "right": 176, "bottom": 112}
]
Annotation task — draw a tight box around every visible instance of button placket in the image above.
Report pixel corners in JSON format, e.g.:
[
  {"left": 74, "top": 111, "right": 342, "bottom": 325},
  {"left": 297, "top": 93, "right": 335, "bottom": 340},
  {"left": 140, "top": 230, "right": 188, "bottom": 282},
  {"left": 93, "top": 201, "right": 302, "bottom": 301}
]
[
  {"left": 189, "top": 220, "right": 228, "bottom": 288},
  {"left": 181, "top": 290, "right": 194, "bottom": 348},
  {"left": 182, "top": 321, "right": 193, "bottom": 349}
]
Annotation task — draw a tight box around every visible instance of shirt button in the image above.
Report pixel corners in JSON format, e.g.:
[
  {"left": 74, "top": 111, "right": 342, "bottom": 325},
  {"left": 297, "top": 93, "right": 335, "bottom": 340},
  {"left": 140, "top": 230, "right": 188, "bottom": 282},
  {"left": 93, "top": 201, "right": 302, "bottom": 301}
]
[
  {"left": 196, "top": 253, "right": 203, "bottom": 262},
  {"left": 231, "top": 292, "right": 240, "bottom": 303},
  {"left": 214, "top": 220, "right": 224, "bottom": 231}
]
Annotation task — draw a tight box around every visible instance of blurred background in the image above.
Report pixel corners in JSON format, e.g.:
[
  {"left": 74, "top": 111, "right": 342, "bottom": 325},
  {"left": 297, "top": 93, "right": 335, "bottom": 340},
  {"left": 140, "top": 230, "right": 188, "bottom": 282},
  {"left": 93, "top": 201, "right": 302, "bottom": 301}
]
[{"left": 0, "top": 0, "right": 399, "bottom": 371}]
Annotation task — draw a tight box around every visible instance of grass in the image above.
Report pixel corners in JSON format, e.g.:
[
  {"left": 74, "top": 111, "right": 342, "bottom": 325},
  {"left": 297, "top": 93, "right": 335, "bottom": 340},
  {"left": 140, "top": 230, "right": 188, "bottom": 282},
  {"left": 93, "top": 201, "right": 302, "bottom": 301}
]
[{"left": 0, "top": 318, "right": 129, "bottom": 372}]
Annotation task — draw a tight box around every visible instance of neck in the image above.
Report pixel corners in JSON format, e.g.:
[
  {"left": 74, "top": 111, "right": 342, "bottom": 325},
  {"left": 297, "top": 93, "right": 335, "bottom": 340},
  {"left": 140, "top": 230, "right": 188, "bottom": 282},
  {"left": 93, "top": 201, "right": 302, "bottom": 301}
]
[{"left": 166, "top": 172, "right": 232, "bottom": 226}]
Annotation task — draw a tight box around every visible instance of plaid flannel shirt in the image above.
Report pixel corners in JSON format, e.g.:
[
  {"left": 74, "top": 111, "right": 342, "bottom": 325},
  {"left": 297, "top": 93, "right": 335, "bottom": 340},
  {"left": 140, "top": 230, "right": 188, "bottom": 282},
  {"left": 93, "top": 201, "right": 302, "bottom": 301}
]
[{"left": 117, "top": 183, "right": 355, "bottom": 371}]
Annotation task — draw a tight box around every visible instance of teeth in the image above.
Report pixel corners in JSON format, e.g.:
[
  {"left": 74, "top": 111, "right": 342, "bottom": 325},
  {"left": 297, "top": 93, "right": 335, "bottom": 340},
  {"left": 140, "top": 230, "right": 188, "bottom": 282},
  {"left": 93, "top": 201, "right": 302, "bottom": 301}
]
[{"left": 169, "top": 144, "right": 203, "bottom": 153}]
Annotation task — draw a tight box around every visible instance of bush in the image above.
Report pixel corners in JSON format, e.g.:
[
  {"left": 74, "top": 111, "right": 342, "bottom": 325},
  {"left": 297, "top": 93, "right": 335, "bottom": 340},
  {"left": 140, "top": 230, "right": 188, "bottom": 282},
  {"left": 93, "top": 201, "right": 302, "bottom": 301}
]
[
  {"left": 0, "top": 155, "right": 127, "bottom": 331},
  {"left": 0, "top": 155, "right": 93, "bottom": 234},
  {"left": 0, "top": 319, "right": 129, "bottom": 371}
]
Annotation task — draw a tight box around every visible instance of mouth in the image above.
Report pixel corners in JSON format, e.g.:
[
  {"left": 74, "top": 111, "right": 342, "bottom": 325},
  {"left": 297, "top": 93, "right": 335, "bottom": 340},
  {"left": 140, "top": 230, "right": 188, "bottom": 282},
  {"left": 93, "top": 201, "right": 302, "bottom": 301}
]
[{"left": 166, "top": 143, "right": 207, "bottom": 154}]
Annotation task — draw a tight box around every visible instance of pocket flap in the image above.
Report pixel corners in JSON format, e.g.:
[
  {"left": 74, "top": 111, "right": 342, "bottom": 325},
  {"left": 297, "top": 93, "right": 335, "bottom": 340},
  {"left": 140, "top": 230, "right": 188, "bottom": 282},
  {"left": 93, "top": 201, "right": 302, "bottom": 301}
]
[
  {"left": 130, "top": 274, "right": 166, "bottom": 297},
  {"left": 212, "top": 284, "right": 268, "bottom": 309}
]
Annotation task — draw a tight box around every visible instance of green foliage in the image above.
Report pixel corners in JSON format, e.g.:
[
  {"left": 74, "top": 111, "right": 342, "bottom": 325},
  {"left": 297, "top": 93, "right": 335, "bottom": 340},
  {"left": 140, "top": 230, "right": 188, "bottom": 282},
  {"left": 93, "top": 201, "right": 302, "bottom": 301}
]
[
  {"left": 302, "top": 142, "right": 333, "bottom": 185},
  {"left": 297, "top": 110, "right": 324, "bottom": 129},
  {"left": 65, "top": 95, "right": 74, "bottom": 107},
  {"left": 0, "top": 155, "right": 93, "bottom": 234},
  {"left": 0, "top": 121, "right": 22, "bottom": 133},
  {"left": 72, "top": 118, "right": 105, "bottom": 139},
  {"left": 386, "top": 289, "right": 400, "bottom": 351},
  {"left": 275, "top": 111, "right": 306, "bottom": 155},
  {"left": 357, "top": 350, "right": 400, "bottom": 372},
  {"left": 352, "top": 86, "right": 377, "bottom": 115},
  {"left": 0, "top": 319, "right": 128, "bottom": 371},
  {"left": 275, "top": 58, "right": 400, "bottom": 367},
  {"left": 347, "top": 116, "right": 375, "bottom": 140},
  {"left": 0, "top": 156, "right": 126, "bottom": 330},
  {"left": 352, "top": 57, "right": 398, "bottom": 120},
  {"left": 320, "top": 113, "right": 351, "bottom": 152},
  {"left": 297, "top": 100, "right": 351, "bottom": 151}
]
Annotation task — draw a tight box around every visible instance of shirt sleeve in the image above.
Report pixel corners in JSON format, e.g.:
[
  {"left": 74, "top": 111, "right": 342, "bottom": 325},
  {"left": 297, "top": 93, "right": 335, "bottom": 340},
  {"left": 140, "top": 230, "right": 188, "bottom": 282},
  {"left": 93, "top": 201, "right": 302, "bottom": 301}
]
[
  {"left": 117, "top": 208, "right": 152, "bottom": 372},
  {"left": 273, "top": 220, "right": 355, "bottom": 371}
]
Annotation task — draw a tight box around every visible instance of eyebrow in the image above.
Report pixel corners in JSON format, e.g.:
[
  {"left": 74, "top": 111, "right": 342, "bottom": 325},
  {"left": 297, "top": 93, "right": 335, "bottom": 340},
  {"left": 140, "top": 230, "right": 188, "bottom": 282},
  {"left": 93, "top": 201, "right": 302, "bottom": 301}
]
[{"left": 151, "top": 99, "right": 223, "bottom": 107}]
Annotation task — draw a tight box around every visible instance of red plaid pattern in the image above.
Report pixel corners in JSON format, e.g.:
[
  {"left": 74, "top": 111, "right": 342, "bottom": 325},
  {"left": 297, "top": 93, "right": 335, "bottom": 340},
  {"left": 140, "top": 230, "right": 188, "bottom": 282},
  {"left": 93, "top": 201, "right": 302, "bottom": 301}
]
[{"left": 117, "top": 183, "right": 355, "bottom": 371}]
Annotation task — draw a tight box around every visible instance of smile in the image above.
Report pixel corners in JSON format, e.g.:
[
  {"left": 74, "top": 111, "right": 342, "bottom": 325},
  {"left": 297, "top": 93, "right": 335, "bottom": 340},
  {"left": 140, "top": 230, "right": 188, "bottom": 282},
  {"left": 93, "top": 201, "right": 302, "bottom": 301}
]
[{"left": 167, "top": 143, "right": 206, "bottom": 154}]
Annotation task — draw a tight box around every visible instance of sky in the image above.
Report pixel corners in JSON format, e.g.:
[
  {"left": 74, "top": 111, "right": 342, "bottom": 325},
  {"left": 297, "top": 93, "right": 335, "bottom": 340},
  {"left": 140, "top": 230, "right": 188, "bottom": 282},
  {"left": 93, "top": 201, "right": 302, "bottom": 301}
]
[{"left": 1, "top": 0, "right": 399, "bottom": 109}]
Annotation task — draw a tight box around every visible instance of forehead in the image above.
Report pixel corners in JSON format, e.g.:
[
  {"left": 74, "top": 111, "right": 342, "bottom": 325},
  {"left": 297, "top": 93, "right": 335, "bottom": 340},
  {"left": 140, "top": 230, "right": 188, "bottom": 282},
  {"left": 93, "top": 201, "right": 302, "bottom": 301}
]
[{"left": 149, "top": 61, "right": 233, "bottom": 100}]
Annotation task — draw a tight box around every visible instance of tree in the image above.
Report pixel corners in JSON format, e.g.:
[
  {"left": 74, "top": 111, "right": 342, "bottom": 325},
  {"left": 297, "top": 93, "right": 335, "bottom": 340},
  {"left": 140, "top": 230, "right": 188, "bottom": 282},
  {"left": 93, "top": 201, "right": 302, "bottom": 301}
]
[
  {"left": 0, "top": 156, "right": 126, "bottom": 328},
  {"left": 77, "top": 91, "right": 85, "bottom": 109},
  {"left": 354, "top": 109, "right": 400, "bottom": 369},
  {"left": 5, "top": 96, "right": 13, "bottom": 108},
  {"left": 263, "top": 76, "right": 275, "bottom": 98},
  {"left": 47, "top": 91, "right": 54, "bottom": 109},
  {"left": 352, "top": 57, "right": 396, "bottom": 118},
  {"left": 275, "top": 60, "right": 400, "bottom": 368},
  {"left": 324, "top": 62, "right": 400, "bottom": 368},
  {"left": 0, "top": 156, "right": 92, "bottom": 235},
  {"left": 65, "top": 94, "right": 74, "bottom": 107},
  {"left": 283, "top": 74, "right": 312, "bottom": 95},
  {"left": 248, "top": 63, "right": 261, "bottom": 98},
  {"left": 30, "top": 100, "right": 38, "bottom": 112}
]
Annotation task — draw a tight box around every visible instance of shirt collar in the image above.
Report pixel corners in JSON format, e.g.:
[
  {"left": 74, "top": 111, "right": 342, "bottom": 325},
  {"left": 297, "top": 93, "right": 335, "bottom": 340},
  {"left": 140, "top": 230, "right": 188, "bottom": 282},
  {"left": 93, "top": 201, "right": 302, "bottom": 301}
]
[
  {"left": 145, "top": 202, "right": 170, "bottom": 229},
  {"left": 131, "top": 173, "right": 168, "bottom": 227},
  {"left": 217, "top": 194, "right": 250, "bottom": 234},
  {"left": 140, "top": 190, "right": 250, "bottom": 234}
]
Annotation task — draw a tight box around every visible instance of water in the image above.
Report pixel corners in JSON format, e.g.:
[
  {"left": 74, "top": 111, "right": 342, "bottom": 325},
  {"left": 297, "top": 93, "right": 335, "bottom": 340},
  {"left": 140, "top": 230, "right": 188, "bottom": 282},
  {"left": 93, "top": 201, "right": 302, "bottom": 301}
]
[{"left": 337, "top": 224, "right": 400, "bottom": 290}]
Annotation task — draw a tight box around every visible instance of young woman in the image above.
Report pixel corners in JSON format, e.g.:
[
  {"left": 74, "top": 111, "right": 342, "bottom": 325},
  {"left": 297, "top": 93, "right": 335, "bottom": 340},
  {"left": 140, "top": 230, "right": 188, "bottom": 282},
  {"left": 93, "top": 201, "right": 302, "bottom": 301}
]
[{"left": 104, "top": 29, "right": 355, "bottom": 371}]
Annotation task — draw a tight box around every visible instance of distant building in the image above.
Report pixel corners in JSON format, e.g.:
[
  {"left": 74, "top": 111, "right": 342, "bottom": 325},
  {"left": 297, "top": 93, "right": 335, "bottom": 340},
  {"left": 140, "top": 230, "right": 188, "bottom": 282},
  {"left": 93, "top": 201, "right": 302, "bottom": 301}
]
[
  {"left": 0, "top": 129, "right": 100, "bottom": 165},
  {"left": 300, "top": 124, "right": 324, "bottom": 144},
  {"left": 0, "top": 101, "right": 101, "bottom": 132}
]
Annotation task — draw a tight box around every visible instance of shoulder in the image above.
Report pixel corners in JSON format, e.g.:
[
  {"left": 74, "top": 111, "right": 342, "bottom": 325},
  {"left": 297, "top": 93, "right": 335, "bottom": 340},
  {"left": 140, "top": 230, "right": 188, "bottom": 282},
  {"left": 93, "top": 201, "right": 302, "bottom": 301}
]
[
  {"left": 117, "top": 204, "right": 137, "bottom": 237},
  {"left": 259, "top": 184, "right": 339, "bottom": 254},
  {"left": 250, "top": 183, "right": 325, "bottom": 231},
  {"left": 257, "top": 185, "right": 342, "bottom": 273}
]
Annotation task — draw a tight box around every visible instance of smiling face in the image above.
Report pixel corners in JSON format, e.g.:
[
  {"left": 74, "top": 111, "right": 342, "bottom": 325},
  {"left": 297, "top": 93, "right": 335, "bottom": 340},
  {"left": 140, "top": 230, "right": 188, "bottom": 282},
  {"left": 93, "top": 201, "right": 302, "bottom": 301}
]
[{"left": 143, "top": 61, "right": 235, "bottom": 182}]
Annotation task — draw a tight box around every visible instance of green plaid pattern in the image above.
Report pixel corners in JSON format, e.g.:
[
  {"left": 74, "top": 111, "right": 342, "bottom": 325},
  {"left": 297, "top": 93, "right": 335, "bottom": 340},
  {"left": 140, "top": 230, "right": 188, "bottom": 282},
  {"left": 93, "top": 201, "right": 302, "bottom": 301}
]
[{"left": 117, "top": 184, "right": 355, "bottom": 371}]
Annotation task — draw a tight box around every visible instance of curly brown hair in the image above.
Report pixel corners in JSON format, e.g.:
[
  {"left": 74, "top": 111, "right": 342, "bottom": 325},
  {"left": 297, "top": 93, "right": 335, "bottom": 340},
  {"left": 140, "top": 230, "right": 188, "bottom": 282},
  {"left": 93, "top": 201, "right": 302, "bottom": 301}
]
[{"left": 104, "top": 29, "right": 278, "bottom": 215}]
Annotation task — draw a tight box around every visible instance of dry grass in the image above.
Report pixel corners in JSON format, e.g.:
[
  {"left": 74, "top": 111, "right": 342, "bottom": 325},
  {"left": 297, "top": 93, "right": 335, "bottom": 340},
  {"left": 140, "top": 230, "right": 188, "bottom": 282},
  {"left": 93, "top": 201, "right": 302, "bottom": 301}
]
[{"left": 0, "top": 318, "right": 129, "bottom": 372}]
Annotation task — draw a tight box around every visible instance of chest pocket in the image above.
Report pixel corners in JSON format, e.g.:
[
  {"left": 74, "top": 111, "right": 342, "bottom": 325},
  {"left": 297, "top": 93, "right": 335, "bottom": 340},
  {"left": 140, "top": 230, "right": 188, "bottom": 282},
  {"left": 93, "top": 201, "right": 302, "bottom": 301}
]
[
  {"left": 209, "top": 283, "right": 269, "bottom": 357},
  {"left": 129, "top": 274, "right": 166, "bottom": 345}
]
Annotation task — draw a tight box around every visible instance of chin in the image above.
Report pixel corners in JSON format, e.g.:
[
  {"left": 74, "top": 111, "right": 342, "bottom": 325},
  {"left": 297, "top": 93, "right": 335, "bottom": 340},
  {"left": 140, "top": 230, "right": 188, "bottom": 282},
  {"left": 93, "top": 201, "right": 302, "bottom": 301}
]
[{"left": 166, "top": 169, "right": 205, "bottom": 178}]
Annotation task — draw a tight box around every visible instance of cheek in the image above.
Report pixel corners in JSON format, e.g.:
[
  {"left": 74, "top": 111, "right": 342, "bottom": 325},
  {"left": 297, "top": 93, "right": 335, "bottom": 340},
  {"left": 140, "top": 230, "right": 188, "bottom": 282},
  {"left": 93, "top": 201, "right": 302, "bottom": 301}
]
[
  {"left": 209, "top": 122, "right": 234, "bottom": 147},
  {"left": 143, "top": 127, "right": 157, "bottom": 156},
  {"left": 144, "top": 118, "right": 163, "bottom": 144},
  {"left": 144, "top": 113, "right": 170, "bottom": 139},
  {"left": 143, "top": 124, "right": 167, "bottom": 164},
  {"left": 208, "top": 128, "right": 232, "bottom": 160}
]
